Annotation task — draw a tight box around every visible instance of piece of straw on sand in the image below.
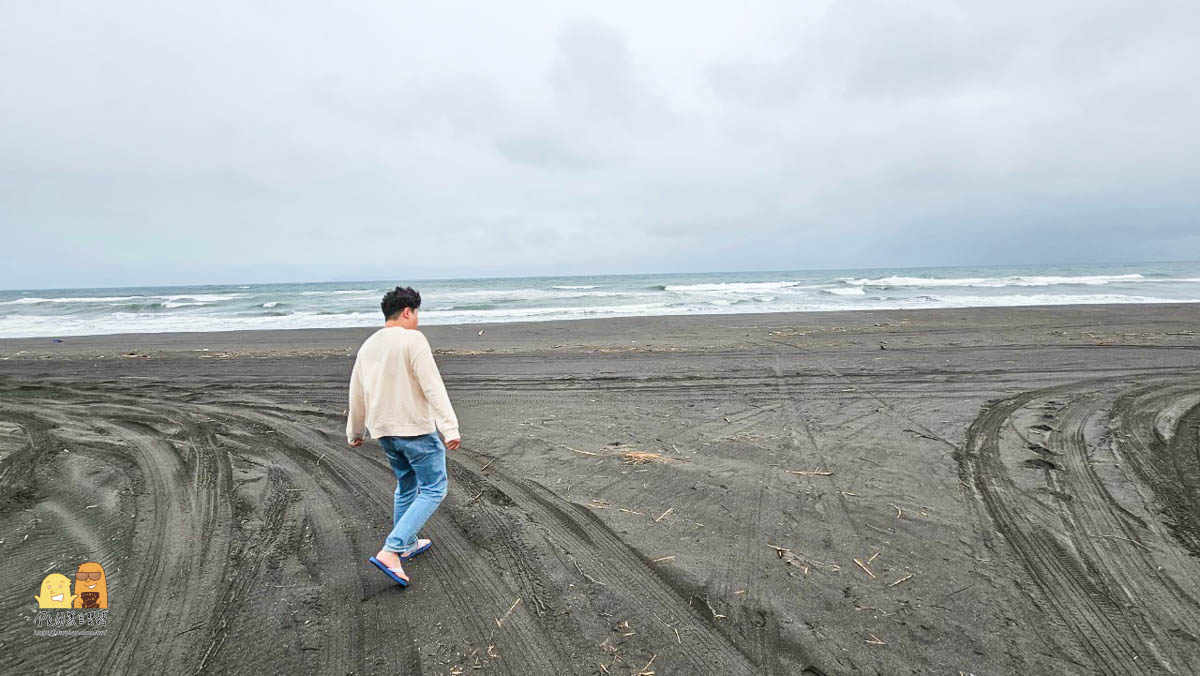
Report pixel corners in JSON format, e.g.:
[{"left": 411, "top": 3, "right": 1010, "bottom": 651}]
[
  {"left": 853, "top": 558, "right": 877, "bottom": 579},
  {"left": 563, "top": 445, "right": 599, "bottom": 456},
  {"left": 495, "top": 597, "right": 522, "bottom": 628},
  {"left": 572, "top": 557, "right": 606, "bottom": 586},
  {"left": 621, "top": 450, "right": 685, "bottom": 465},
  {"left": 786, "top": 469, "right": 833, "bottom": 476}
]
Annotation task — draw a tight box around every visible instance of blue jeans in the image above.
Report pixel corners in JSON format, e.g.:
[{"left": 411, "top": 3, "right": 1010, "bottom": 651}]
[{"left": 379, "top": 432, "right": 448, "bottom": 553}]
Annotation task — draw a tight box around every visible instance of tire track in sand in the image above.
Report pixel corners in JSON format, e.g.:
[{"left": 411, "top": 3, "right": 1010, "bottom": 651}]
[
  {"left": 962, "top": 372, "right": 1200, "bottom": 675},
  {"left": 223, "top": 407, "right": 562, "bottom": 675},
  {"left": 451, "top": 452, "right": 765, "bottom": 674},
  {"left": 94, "top": 418, "right": 223, "bottom": 674}
]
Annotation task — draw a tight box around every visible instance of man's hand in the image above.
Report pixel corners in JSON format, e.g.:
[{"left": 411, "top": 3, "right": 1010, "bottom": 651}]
[
  {"left": 445, "top": 438, "right": 461, "bottom": 450},
  {"left": 349, "top": 438, "right": 363, "bottom": 447}
]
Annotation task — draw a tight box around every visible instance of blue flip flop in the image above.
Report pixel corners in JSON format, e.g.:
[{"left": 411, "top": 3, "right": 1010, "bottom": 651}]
[
  {"left": 399, "top": 539, "right": 433, "bottom": 562},
  {"left": 368, "top": 556, "right": 409, "bottom": 587}
]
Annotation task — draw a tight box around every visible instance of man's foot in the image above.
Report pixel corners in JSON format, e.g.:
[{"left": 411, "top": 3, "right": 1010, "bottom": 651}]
[
  {"left": 398, "top": 538, "right": 433, "bottom": 561},
  {"left": 373, "top": 549, "right": 409, "bottom": 584}
]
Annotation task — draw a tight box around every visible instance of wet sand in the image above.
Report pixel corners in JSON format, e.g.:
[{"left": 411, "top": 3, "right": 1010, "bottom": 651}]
[{"left": 2, "top": 303, "right": 1199, "bottom": 675}]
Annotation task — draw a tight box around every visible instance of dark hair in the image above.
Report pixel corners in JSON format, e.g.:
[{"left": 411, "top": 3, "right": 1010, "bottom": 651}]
[{"left": 381, "top": 286, "right": 421, "bottom": 320}]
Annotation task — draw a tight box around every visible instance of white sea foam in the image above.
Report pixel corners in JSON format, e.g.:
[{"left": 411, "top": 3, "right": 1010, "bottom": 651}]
[
  {"left": 437, "top": 288, "right": 628, "bottom": 302},
  {"left": 170, "top": 293, "right": 242, "bottom": 301},
  {"left": 551, "top": 285, "right": 598, "bottom": 290},
  {"left": 664, "top": 281, "right": 803, "bottom": 293},
  {"left": 901, "top": 293, "right": 1184, "bottom": 308},
  {"left": 824, "top": 286, "right": 866, "bottom": 296},
  {"left": 428, "top": 302, "right": 713, "bottom": 321},
  {"left": 841, "top": 273, "right": 1147, "bottom": 288},
  {"left": 587, "top": 291, "right": 661, "bottom": 297},
  {"left": 0, "top": 295, "right": 144, "bottom": 305},
  {"left": 0, "top": 311, "right": 382, "bottom": 338},
  {"left": 0, "top": 293, "right": 243, "bottom": 306},
  {"left": 299, "top": 289, "right": 380, "bottom": 296},
  {"left": 262, "top": 302, "right": 280, "bottom": 308}
]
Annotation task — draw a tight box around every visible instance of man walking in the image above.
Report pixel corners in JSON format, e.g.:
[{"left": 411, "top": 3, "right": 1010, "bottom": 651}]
[{"left": 347, "top": 286, "right": 461, "bottom": 586}]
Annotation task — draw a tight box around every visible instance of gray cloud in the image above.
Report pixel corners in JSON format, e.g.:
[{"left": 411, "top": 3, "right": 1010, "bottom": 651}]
[{"left": 1, "top": 1, "right": 1197, "bottom": 288}]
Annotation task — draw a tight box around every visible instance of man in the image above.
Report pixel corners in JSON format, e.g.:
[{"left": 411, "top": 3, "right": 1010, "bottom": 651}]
[{"left": 347, "top": 285, "right": 461, "bottom": 587}]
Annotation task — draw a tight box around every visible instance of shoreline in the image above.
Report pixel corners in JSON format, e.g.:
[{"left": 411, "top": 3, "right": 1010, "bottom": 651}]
[{"left": 2, "top": 301, "right": 1197, "bottom": 361}]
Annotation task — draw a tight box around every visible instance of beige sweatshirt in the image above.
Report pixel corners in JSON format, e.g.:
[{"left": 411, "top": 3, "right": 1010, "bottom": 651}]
[{"left": 346, "top": 327, "right": 459, "bottom": 443}]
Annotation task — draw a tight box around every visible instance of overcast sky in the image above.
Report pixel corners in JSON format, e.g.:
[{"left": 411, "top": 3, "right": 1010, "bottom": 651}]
[{"left": 2, "top": 1, "right": 1197, "bottom": 289}]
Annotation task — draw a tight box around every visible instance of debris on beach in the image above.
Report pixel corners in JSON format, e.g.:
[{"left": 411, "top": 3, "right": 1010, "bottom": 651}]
[
  {"left": 691, "top": 594, "right": 726, "bottom": 620},
  {"left": 904, "top": 428, "right": 940, "bottom": 441},
  {"left": 562, "top": 443, "right": 685, "bottom": 466},
  {"left": 621, "top": 450, "right": 671, "bottom": 465},
  {"left": 786, "top": 469, "right": 833, "bottom": 477},
  {"left": 768, "top": 544, "right": 839, "bottom": 574},
  {"left": 571, "top": 556, "right": 606, "bottom": 586},
  {"left": 853, "top": 558, "right": 877, "bottom": 579},
  {"left": 495, "top": 597, "right": 522, "bottom": 628},
  {"left": 563, "top": 445, "right": 599, "bottom": 456}
]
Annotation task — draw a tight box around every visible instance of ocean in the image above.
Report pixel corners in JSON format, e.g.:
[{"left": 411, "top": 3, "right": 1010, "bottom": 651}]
[{"left": 2, "top": 261, "right": 1198, "bottom": 338}]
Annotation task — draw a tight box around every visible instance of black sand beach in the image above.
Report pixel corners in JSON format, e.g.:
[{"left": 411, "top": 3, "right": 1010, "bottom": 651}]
[{"left": 2, "top": 303, "right": 1199, "bottom": 675}]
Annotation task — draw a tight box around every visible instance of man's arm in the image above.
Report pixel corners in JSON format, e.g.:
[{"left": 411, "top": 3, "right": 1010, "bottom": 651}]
[
  {"left": 347, "top": 357, "right": 367, "bottom": 446},
  {"left": 409, "top": 332, "right": 461, "bottom": 448}
]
